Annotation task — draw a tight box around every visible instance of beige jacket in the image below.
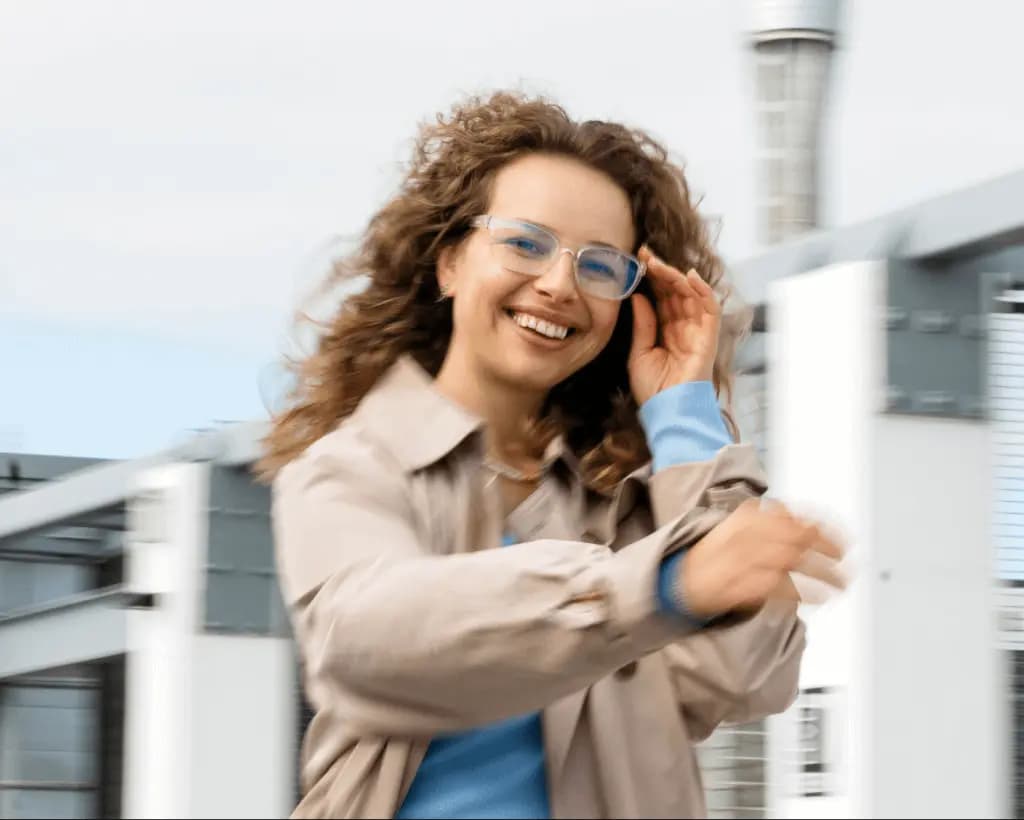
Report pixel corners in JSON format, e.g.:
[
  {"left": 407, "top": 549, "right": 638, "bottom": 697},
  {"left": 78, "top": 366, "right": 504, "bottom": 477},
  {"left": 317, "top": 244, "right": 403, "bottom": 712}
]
[{"left": 272, "top": 356, "right": 805, "bottom": 819}]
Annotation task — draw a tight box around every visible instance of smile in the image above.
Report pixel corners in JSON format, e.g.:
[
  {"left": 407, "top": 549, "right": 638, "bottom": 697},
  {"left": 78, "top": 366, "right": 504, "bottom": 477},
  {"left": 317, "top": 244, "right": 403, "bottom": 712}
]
[{"left": 506, "top": 310, "right": 575, "bottom": 341}]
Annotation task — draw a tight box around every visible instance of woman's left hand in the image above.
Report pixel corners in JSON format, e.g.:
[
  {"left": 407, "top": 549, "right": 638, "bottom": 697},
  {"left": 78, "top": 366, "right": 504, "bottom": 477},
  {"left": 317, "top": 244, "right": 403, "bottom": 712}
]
[{"left": 628, "top": 246, "right": 722, "bottom": 406}]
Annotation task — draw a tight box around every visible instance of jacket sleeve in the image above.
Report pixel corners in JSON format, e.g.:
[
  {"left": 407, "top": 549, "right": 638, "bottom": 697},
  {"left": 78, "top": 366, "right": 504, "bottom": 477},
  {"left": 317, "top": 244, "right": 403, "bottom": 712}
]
[
  {"left": 272, "top": 423, "right": 728, "bottom": 738},
  {"left": 661, "top": 601, "right": 805, "bottom": 741},
  {"left": 646, "top": 444, "right": 807, "bottom": 741}
]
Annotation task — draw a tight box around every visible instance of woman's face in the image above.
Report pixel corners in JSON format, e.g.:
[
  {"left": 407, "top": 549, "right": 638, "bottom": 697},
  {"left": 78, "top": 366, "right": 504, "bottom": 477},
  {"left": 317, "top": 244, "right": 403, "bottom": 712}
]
[{"left": 438, "top": 153, "right": 635, "bottom": 395}]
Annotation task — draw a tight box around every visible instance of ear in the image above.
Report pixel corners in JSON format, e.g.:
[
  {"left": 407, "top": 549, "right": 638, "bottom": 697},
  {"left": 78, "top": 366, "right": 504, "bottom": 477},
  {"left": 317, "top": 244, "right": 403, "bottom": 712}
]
[{"left": 436, "top": 244, "right": 458, "bottom": 298}]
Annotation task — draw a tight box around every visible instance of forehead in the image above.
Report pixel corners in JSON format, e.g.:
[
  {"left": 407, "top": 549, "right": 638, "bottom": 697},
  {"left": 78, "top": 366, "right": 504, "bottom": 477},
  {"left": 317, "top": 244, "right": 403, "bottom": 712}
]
[{"left": 486, "top": 153, "right": 636, "bottom": 251}]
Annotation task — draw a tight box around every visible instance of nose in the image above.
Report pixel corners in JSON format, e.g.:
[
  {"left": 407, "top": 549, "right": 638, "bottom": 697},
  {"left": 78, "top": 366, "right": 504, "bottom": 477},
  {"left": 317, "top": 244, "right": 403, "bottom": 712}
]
[{"left": 532, "top": 249, "right": 578, "bottom": 303}]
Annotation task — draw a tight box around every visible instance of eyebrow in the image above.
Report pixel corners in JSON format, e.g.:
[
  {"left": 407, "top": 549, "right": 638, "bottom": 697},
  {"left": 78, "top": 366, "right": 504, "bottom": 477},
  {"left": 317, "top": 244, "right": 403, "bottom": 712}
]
[{"left": 520, "top": 218, "right": 626, "bottom": 252}]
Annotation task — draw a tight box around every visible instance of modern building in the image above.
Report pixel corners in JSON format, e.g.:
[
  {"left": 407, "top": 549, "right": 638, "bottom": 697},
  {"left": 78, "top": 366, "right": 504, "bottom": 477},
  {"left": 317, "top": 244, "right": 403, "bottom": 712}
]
[
  {"left": 1, "top": 168, "right": 1020, "bottom": 819},
  {"left": 0, "top": 429, "right": 298, "bottom": 819}
]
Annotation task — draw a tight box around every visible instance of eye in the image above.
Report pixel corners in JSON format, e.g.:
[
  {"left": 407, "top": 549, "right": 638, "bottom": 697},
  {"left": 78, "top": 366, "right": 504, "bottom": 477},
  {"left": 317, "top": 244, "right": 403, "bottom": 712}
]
[
  {"left": 502, "top": 235, "right": 549, "bottom": 257},
  {"left": 579, "top": 259, "right": 617, "bottom": 279}
]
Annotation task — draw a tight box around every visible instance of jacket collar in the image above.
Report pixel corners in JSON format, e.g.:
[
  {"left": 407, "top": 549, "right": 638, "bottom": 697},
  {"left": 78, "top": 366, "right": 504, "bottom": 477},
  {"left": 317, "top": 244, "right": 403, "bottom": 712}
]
[{"left": 354, "top": 355, "right": 583, "bottom": 478}]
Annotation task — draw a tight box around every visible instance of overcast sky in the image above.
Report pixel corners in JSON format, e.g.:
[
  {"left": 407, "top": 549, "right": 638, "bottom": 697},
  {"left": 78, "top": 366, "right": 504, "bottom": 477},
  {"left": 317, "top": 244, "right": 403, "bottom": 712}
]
[{"left": 2, "top": 0, "right": 1022, "bottom": 458}]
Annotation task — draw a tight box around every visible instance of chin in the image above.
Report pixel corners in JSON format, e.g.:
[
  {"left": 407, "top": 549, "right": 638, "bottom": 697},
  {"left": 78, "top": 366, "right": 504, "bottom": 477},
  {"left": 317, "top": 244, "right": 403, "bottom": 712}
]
[{"left": 494, "top": 354, "right": 571, "bottom": 394}]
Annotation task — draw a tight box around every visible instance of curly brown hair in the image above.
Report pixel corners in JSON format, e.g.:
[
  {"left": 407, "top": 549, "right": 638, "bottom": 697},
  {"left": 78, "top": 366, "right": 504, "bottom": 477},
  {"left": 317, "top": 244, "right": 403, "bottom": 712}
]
[{"left": 256, "top": 91, "right": 750, "bottom": 491}]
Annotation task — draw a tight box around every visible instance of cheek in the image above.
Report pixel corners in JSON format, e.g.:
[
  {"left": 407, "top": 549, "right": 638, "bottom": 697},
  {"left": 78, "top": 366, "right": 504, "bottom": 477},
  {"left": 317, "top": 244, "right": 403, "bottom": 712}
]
[
  {"left": 456, "top": 250, "right": 517, "bottom": 306},
  {"left": 451, "top": 273, "right": 513, "bottom": 336},
  {"left": 460, "top": 241, "right": 507, "bottom": 290},
  {"left": 452, "top": 294, "right": 490, "bottom": 343},
  {"left": 588, "top": 302, "right": 621, "bottom": 346}
]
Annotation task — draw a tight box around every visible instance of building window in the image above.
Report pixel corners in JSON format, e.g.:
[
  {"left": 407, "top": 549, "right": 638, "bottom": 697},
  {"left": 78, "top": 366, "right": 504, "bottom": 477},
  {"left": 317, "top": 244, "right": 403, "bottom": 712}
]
[{"left": 699, "top": 720, "right": 769, "bottom": 819}]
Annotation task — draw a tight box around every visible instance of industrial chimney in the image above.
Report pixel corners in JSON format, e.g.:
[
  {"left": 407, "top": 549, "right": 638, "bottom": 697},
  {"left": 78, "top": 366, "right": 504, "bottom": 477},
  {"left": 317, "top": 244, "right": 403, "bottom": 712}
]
[{"left": 750, "top": 0, "right": 841, "bottom": 245}]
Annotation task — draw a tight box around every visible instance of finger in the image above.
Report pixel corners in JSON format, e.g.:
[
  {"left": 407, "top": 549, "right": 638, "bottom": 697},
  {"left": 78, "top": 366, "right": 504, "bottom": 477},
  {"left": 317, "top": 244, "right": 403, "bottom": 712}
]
[
  {"left": 749, "top": 539, "right": 808, "bottom": 573},
  {"left": 654, "top": 275, "right": 699, "bottom": 328},
  {"left": 818, "top": 520, "right": 850, "bottom": 557},
  {"left": 644, "top": 251, "right": 689, "bottom": 291},
  {"left": 747, "top": 505, "right": 847, "bottom": 563},
  {"left": 644, "top": 254, "right": 712, "bottom": 329},
  {"left": 792, "top": 549, "right": 848, "bottom": 591},
  {"left": 787, "top": 569, "right": 837, "bottom": 606},
  {"left": 805, "top": 526, "right": 845, "bottom": 562},
  {"left": 758, "top": 501, "right": 819, "bottom": 535},
  {"left": 649, "top": 258, "right": 699, "bottom": 305},
  {"left": 629, "top": 292, "right": 658, "bottom": 359},
  {"left": 639, "top": 255, "right": 676, "bottom": 319},
  {"left": 685, "top": 269, "right": 721, "bottom": 316},
  {"left": 649, "top": 274, "right": 683, "bottom": 320},
  {"left": 740, "top": 508, "right": 815, "bottom": 547},
  {"left": 675, "top": 276, "right": 702, "bottom": 321},
  {"left": 768, "top": 508, "right": 846, "bottom": 561}
]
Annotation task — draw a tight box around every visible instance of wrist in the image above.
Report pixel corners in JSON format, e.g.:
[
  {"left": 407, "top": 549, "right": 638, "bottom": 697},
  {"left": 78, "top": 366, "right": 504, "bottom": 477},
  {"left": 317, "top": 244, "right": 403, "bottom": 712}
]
[
  {"left": 671, "top": 551, "right": 717, "bottom": 623},
  {"left": 635, "top": 376, "right": 713, "bottom": 406}
]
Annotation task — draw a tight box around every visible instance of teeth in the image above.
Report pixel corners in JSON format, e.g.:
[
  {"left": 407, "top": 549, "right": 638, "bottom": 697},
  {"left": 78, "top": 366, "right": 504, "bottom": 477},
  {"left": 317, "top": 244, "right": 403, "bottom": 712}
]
[{"left": 512, "top": 311, "right": 570, "bottom": 340}]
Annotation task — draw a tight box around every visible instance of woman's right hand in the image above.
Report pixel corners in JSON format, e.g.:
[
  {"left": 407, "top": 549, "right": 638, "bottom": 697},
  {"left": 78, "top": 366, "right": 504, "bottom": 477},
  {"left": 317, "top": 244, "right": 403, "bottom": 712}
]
[{"left": 680, "top": 499, "right": 847, "bottom": 618}]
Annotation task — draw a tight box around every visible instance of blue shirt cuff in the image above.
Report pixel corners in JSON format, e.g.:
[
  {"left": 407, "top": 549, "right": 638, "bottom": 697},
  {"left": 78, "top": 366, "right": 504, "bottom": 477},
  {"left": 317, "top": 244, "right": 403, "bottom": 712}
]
[
  {"left": 639, "top": 381, "right": 732, "bottom": 471},
  {"left": 656, "top": 551, "right": 711, "bottom": 626}
]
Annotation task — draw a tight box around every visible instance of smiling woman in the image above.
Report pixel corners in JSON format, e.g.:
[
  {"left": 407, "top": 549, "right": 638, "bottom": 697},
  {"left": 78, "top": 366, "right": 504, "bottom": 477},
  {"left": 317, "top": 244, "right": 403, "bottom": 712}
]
[
  {"left": 433, "top": 154, "right": 635, "bottom": 426},
  {"left": 258, "top": 90, "right": 846, "bottom": 820},
  {"left": 258, "top": 92, "right": 746, "bottom": 492}
]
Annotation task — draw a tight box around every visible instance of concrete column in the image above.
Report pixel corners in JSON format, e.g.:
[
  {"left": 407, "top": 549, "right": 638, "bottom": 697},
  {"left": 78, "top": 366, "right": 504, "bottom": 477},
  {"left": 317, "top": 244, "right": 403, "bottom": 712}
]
[
  {"left": 121, "top": 462, "right": 297, "bottom": 819},
  {"left": 764, "top": 260, "right": 1001, "bottom": 818}
]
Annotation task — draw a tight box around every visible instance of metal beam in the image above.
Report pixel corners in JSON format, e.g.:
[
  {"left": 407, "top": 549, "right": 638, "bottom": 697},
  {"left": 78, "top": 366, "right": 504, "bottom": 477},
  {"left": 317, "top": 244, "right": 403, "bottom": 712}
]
[
  {"left": 0, "top": 587, "right": 149, "bottom": 679},
  {"left": 899, "top": 170, "right": 1024, "bottom": 261},
  {"left": 0, "top": 452, "right": 105, "bottom": 483},
  {"left": 177, "top": 420, "right": 269, "bottom": 468},
  {"left": 0, "top": 423, "right": 269, "bottom": 549},
  {"left": 0, "top": 527, "right": 115, "bottom": 562},
  {"left": 0, "top": 421, "right": 268, "bottom": 545},
  {"left": 0, "top": 455, "right": 167, "bottom": 544},
  {"left": 731, "top": 168, "right": 1024, "bottom": 305}
]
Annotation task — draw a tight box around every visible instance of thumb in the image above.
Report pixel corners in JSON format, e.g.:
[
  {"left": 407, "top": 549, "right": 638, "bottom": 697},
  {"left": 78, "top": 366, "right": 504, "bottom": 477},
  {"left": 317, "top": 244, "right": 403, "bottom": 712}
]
[{"left": 629, "top": 293, "right": 657, "bottom": 362}]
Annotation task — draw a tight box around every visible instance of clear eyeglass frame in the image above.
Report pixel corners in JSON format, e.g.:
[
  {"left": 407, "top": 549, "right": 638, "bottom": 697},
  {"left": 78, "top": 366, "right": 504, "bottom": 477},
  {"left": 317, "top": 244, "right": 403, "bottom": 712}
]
[{"left": 470, "top": 214, "right": 647, "bottom": 301}]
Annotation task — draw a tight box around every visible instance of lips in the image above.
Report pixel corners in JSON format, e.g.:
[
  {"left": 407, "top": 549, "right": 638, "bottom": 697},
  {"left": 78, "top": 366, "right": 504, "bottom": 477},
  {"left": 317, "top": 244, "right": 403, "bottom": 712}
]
[
  {"left": 509, "top": 311, "right": 571, "bottom": 340},
  {"left": 504, "top": 307, "right": 578, "bottom": 341}
]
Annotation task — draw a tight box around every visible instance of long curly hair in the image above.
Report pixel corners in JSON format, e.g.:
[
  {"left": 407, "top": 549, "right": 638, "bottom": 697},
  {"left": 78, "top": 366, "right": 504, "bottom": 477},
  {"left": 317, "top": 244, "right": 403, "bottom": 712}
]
[{"left": 257, "top": 91, "right": 750, "bottom": 491}]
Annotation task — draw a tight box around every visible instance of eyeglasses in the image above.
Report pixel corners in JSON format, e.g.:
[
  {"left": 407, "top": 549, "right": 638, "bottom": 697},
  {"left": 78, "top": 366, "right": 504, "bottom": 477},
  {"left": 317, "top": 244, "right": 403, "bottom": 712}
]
[{"left": 470, "top": 215, "right": 646, "bottom": 301}]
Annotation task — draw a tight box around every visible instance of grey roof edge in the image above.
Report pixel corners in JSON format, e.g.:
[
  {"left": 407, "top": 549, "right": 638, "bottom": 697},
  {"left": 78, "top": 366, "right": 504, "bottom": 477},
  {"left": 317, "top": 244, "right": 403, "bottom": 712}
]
[
  {"left": 0, "top": 421, "right": 272, "bottom": 543},
  {"left": 729, "top": 167, "right": 1024, "bottom": 305},
  {"left": 0, "top": 453, "right": 106, "bottom": 481},
  {"left": 165, "top": 419, "right": 270, "bottom": 467}
]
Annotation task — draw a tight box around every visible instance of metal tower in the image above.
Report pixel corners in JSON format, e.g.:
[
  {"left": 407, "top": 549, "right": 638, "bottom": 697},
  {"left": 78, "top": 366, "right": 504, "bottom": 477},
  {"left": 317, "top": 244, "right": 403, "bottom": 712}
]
[{"left": 750, "top": 0, "right": 842, "bottom": 244}]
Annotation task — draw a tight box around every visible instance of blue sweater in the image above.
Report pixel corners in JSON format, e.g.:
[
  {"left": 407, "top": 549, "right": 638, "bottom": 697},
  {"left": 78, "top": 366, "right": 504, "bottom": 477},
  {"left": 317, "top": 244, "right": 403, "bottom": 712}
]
[{"left": 395, "top": 381, "right": 732, "bottom": 819}]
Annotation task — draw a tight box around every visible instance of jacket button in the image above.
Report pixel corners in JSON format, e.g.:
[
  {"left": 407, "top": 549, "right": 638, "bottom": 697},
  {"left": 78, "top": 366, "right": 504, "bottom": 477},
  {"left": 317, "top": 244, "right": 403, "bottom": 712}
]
[{"left": 615, "top": 661, "right": 638, "bottom": 680}]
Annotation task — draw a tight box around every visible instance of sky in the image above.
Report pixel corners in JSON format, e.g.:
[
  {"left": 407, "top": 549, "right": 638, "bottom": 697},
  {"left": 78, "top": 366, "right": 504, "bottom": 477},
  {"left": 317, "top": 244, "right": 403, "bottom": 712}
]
[{"left": 2, "top": 0, "right": 1022, "bottom": 458}]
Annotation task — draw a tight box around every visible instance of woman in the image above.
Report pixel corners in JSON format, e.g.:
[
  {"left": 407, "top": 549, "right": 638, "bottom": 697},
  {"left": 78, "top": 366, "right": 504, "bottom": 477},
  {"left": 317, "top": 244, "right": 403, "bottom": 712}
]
[{"left": 260, "top": 91, "right": 845, "bottom": 819}]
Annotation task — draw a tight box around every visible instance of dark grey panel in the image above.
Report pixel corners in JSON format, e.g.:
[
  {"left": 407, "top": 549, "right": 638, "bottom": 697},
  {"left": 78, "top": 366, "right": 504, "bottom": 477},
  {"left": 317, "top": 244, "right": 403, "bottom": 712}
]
[
  {"left": 203, "top": 465, "right": 289, "bottom": 636},
  {"left": 884, "top": 259, "right": 988, "bottom": 419}
]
